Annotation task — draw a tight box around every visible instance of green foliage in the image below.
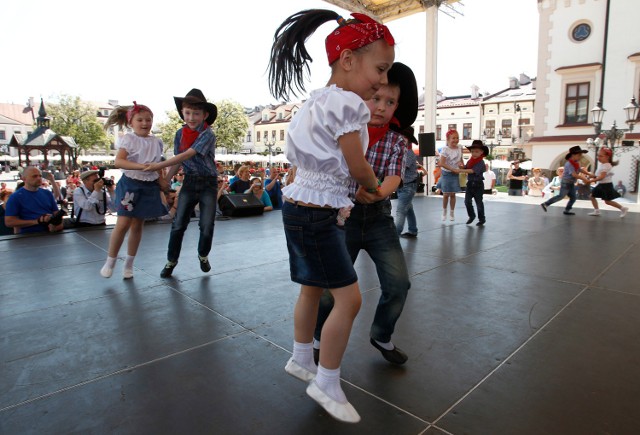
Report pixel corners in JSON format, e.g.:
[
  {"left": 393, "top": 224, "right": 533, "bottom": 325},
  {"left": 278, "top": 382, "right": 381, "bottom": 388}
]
[
  {"left": 155, "top": 110, "right": 183, "bottom": 155},
  {"left": 47, "top": 95, "right": 109, "bottom": 151},
  {"left": 213, "top": 100, "right": 249, "bottom": 153}
]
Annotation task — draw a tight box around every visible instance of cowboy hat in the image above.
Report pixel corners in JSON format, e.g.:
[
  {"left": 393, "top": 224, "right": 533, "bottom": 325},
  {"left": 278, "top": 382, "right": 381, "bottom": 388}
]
[
  {"left": 565, "top": 145, "right": 589, "bottom": 160},
  {"left": 387, "top": 62, "right": 419, "bottom": 130},
  {"left": 174, "top": 88, "right": 218, "bottom": 125},
  {"left": 465, "top": 139, "right": 489, "bottom": 156}
]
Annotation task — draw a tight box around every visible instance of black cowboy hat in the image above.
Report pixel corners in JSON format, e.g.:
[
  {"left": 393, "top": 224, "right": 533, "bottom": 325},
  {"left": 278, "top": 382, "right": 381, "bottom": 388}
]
[
  {"left": 174, "top": 88, "right": 218, "bottom": 125},
  {"left": 399, "top": 126, "right": 418, "bottom": 145},
  {"left": 387, "top": 62, "right": 418, "bottom": 130},
  {"left": 565, "top": 145, "right": 589, "bottom": 160},
  {"left": 466, "top": 139, "right": 489, "bottom": 157}
]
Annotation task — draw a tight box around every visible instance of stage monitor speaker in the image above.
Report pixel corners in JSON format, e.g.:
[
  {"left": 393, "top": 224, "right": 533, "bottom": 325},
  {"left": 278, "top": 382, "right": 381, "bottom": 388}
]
[
  {"left": 218, "top": 194, "right": 264, "bottom": 217},
  {"left": 418, "top": 132, "right": 436, "bottom": 157}
]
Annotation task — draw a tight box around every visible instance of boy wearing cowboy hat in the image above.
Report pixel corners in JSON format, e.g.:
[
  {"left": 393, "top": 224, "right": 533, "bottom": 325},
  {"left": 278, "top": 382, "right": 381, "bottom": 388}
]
[
  {"left": 540, "top": 145, "right": 591, "bottom": 215},
  {"left": 313, "top": 62, "right": 417, "bottom": 365},
  {"left": 453, "top": 140, "right": 489, "bottom": 225},
  {"left": 144, "top": 89, "right": 219, "bottom": 277}
]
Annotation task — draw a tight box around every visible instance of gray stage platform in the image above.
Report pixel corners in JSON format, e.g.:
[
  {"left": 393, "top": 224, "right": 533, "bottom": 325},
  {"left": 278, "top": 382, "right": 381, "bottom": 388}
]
[{"left": 1, "top": 196, "right": 639, "bottom": 434}]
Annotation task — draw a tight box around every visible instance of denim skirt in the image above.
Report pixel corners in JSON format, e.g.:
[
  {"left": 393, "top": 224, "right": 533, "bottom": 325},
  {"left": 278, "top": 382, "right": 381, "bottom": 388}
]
[
  {"left": 115, "top": 174, "right": 167, "bottom": 218},
  {"left": 282, "top": 201, "right": 357, "bottom": 288},
  {"left": 440, "top": 171, "right": 461, "bottom": 193}
]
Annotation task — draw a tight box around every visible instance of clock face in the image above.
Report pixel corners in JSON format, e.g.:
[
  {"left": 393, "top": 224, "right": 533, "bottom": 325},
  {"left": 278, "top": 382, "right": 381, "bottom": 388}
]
[{"left": 572, "top": 23, "right": 591, "bottom": 42}]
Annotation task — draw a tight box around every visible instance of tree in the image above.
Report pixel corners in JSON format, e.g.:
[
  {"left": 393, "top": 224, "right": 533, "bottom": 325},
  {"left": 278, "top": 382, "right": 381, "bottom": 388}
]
[
  {"left": 47, "top": 95, "right": 110, "bottom": 155},
  {"left": 213, "top": 100, "right": 249, "bottom": 153},
  {"left": 155, "top": 110, "right": 183, "bottom": 155}
]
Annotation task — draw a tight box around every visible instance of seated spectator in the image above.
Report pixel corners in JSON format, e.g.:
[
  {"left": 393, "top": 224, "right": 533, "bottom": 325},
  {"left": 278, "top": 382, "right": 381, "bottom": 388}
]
[
  {"left": 67, "top": 170, "right": 81, "bottom": 187},
  {"left": 72, "top": 170, "right": 117, "bottom": 227},
  {"left": 171, "top": 170, "right": 184, "bottom": 190},
  {"left": 229, "top": 165, "right": 251, "bottom": 194},
  {"left": 228, "top": 163, "right": 242, "bottom": 185},
  {"left": 1, "top": 189, "right": 15, "bottom": 235},
  {"left": 0, "top": 182, "right": 7, "bottom": 193},
  {"left": 247, "top": 178, "right": 273, "bottom": 211},
  {"left": 527, "top": 168, "right": 545, "bottom": 197},
  {"left": 4, "top": 166, "right": 64, "bottom": 234},
  {"left": 615, "top": 180, "right": 627, "bottom": 197},
  {"left": 264, "top": 169, "right": 284, "bottom": 209}
]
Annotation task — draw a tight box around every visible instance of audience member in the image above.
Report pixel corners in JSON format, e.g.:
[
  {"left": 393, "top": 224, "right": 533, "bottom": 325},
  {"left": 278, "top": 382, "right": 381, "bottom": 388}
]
[
  {"left": 0, "top": 189, "right": 15, "bottom": 235},
  {"left": 73, "top": 170, "right": 117, "bottom": 227},
  {"left": 229, "top": 165, "right": 251, "bottom": 194},
  {"left": 527, "top": 168, "right": 545, "bottom": 197},
  {"left": 247, "top": 178, "right": 273, "bottom": 211},
  {"left": 615, "top": 180, "right": 626, "bottom": 197},
  {"left": 4, "top": 166, "right": 64, "bottom": 234},
  {"left": 507, "top": 160, "right": 527, "bottom": 196},
  {"left": 264, "top": 168, "right": 284, "bottom": 209}
]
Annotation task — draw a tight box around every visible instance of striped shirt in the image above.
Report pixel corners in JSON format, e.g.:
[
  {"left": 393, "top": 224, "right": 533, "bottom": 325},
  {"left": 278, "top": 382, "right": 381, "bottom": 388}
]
[
  {"left": 348, "top": 129, "right": 406, "bottom": 199},
  {"left": 173, "top": 124, "right": 217, "bottom": 177}
]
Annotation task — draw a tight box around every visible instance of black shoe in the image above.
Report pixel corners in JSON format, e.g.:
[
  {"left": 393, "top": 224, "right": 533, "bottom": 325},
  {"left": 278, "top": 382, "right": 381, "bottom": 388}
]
[
  {"left": 540, "top": 203, "right": 548, "bottom": 212},
  {"left": 160, "top": 262, "right": 176, "bottom": 278},
  {"left": 400, "top": 232, "right": 417, "bottom": 239},
  {"left": 466, "top": 217, "right": 476, "bottom": 224},
  {"left": 370, "top": 338, "right": 408, "bottom": 365},
  {"left": 199, "top": 256, "right": 211, "bottom": 272},
  {"left": 313, "top": 348, "right": 319, "bottom": 366},
  {"left": 563, "top": 211, "right": 575, "bottom": 215},
  {"left": 476, "top": 220, "right": 486, "bottom": 226}
]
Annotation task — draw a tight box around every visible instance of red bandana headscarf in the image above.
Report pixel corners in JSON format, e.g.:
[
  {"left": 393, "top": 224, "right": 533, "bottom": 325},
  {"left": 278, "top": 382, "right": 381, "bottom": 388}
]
[
  {"left": 325, "top": 13, "right": 395, "bottom": 65},
  {"left": 126, "top": 101, "right": 153, "bottom": 125}
]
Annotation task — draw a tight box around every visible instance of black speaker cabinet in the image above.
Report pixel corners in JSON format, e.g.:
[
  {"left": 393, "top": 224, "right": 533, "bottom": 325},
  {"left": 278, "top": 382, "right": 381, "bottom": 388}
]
[
  {"left": 218, "top": 194, "right": 264, "bottom": 217},
  {"left": 418, "top": 132, "right": 436, "bottom": 157}
]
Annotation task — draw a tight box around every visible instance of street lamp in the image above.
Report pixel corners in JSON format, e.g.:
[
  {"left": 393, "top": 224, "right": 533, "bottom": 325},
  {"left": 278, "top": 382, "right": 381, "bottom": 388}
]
[
  {"left": 514, "top": 103, "right": 523, "bottom": 141},
  {"left": 264, "top": 136, "right": 276, "bottom": 169},
  {"left": 587, "top": 97, "right": 640, "bottom": 157}
]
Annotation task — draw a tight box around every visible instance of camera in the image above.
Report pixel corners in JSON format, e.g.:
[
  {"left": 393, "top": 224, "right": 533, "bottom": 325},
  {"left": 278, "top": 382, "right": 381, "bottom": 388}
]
[
  {"left": 98, "top": 167, "right": 114, "bottom": 187},
  {"left": 48, "top": 209, "right": 67, "bottom": 226}
]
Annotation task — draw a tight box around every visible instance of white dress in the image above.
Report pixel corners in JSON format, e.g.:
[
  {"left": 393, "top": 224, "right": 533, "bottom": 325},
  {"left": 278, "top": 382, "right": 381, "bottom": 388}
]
[{"left": 282, "top": 85, "right": 370, "bottom": 208}]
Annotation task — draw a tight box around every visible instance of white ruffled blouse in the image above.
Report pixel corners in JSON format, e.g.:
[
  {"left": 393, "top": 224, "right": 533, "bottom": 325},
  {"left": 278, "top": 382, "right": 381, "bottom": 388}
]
[
  {"left": 282, "top": 85, "right": 370, "bottom": 208},
  {"left": 117, "top": 133, "right": 163, "bottom": 181}
]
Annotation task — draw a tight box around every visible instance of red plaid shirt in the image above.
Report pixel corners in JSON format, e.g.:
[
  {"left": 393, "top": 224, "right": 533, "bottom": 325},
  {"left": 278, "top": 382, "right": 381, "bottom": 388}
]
[{"left": 348, "top": 130, "right": 406, "bottom": 199}]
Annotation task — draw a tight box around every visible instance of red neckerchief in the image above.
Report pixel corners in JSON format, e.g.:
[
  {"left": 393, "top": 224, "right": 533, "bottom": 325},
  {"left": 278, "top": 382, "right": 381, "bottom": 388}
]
[
  {"left": 465, "top": 155, "right": 484, "bottom": 169},
  {"left": 179, "top": 123, "right": 209, "bottom": 152},
  {"left": 569, "top": 159, "right": 580, "bottom": 171},
  {"left": 367, "top": 116, "right": 400, "bottom": 147}
]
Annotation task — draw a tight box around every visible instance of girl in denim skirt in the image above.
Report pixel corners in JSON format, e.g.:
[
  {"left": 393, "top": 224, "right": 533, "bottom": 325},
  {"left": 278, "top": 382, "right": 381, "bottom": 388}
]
[
  {"left": 268, "top": 9, "right": 394, "bottom": 423},
  {"left": 437, "top": 129, "right": 464, "bottom": 221},
  {"left": 100, "top": 103, "right": 168, "bottom": 279}
]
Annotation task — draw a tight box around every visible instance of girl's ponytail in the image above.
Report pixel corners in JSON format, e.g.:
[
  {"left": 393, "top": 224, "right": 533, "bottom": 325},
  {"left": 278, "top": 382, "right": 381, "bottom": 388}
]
[
  {"left": 104, "top": 106, "right": 131, "bottom": 131},
  {"left": 268, "top": 9, "right": 340, "bottom": 101}
]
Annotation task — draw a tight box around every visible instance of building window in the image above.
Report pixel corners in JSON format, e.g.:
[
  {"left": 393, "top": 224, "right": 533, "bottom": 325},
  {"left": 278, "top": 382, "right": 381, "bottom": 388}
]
[
  {"left": 280, "top": 130, "right": 285, "bottom": 141},
  {"left": 246, "top": 132, "right": 252, "bottom": 142},
  {"left": 462, "top": 123, "right": 472, "bottom": 140},
  {"left": 257, "top": 131, "right": 261, "bottom": 142},
  {"left": 0, "top": 130, "right": 5, "bottom": 140},
  {"left": 419, "top": 125, "right": 425, "bottom": 134},
  {"left": 565, "top": 82, "right": 590, "bottom": 124},
  {"left": 501, "top": 119, "right": 512, "bottom": 138},
  {"left": 262, "top": 114, "right": 269, "bottom": 121},
  {"left": 519, "top": 118, "right": 530, "bottom": 126},
  {"left": 447, "top": 124, "right": 457, "bottom": 132},
  {"left": 571, "top": 23, "right": 591, "bottom": 42},
  {"left": 485, "top": 120, "right": 495, "bottom": 139},
  {"left": 278, "top": 113, "right": 283, "bottom": 120},
  {"left": 436, "top": 125, "right": 441, "bottom": 140}
]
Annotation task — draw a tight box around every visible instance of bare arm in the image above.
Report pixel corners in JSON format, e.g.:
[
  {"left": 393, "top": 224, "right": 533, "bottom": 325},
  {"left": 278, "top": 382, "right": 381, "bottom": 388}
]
[
  {"left": 338, "top": 131, "right": 378, "bottom": 191},
  {"left": 115, "top": 148, "right": 146, "bottom": 171},
  {"left": 145, "top": 148, "right": 197, "bottom": 172}
]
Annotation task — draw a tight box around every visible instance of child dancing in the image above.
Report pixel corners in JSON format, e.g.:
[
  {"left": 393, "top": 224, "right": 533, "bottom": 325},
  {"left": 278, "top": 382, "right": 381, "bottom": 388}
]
[
  {"left": 268, "top": 9, "right": 394, "bottom": 423},
  {"left": 455, "top": 140, "right": 488, "bottom": 225},
  {"left": 585, "top": 147, "right": 629, "bottom": 218},
  {"left": 100, "top": 103, "right": 168, "bottom": 279}
]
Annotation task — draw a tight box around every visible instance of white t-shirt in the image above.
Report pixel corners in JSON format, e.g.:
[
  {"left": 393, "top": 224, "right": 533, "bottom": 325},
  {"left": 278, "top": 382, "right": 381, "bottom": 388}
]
[
  {"left": 439, "top": 146, "right": 462, "bottom": 174},
  {"left": 117, "top": 133, "right": 163, "bottom": 181},
  {"left": 282, "top": 85, "right": 370, "bottom": 208},
  {"left": 483, "top": 168, "right": 496, "bottom": 190},
  {"left": 595, "top": 162, "right": 614, "bottom": 184}
]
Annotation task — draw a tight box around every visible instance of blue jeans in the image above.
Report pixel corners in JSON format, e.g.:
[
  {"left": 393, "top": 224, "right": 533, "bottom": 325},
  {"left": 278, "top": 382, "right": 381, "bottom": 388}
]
[
  {"left": 464, "top": 180, "right": 485, "bottom": 221},
  {"left": 395, "top": 181, "right": 418, "bottom": 235},
  {"left": 543, "top": 181, "right": 576, "bottom": 211},
  {"left": 315, "top": 200, "right": 410, "bottom": 343},
  {"left": 167, "top": 175, "right": 218, "bottom": 262}
]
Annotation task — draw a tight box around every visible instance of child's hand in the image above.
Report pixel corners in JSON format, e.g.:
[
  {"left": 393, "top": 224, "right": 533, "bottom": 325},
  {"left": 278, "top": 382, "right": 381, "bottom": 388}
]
[
  {"left": 143, "top": 163, "right": 159, "bottom": 172},
  {"left": 355, "top": 186, "right": 380, "bottom": 204}
]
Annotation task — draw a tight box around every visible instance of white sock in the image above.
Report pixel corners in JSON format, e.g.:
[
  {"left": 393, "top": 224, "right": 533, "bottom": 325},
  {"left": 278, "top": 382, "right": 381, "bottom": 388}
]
[
  {"left": 315, "top": 365, "right": 346, "bottom": 403},
  {"left": 374, "top": 339, "right": 395, "bottom": 351},
  {"left": 124, "top": 255, "right": 135, "bottom": 269},
  {"left": 313, "top": 338, "right": 321, "bottom": 350},
  {"left": 292, "top": 341, "right": 316, "bottom": 372},
  {"left": 104, "top": 256, "right": 117, "bottom": 269}
]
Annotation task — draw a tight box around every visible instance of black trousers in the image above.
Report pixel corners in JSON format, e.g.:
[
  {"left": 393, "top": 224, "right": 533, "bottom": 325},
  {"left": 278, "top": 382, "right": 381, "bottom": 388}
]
[{"left": 464, "top": 180, "right": 485, "bottom": 221}]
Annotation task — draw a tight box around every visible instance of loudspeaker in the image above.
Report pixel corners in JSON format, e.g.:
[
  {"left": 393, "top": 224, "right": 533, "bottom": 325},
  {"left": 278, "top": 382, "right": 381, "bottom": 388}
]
[
  {"left": 218, "top": 194, "right": 264, "bottom": 217},
  {"left": 418, "top": 132, "right": 436, "bottom": 157}
]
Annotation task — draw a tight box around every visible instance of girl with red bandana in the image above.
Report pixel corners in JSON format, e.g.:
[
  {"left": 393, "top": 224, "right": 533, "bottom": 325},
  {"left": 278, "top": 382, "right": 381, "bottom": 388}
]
[
  {"left": 268, "top": 9, "right": 395, "bottom": 423},
  {"left": 100, "top": 103, "right": 168, "bottom": 279},
  {"left": 584, "top": 147, "right": 629, "bottom": 217}
]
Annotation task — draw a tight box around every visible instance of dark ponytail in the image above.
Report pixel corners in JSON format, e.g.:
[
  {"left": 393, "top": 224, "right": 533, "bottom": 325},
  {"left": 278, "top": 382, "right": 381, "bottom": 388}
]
[{"left": 268, "top": 9, "right": 340, "bottom": 101}]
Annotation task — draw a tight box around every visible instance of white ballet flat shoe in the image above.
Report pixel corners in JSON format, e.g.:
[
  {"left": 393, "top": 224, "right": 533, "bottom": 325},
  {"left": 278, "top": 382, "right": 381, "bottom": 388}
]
[
  {"left": 285, "top": 357, "right": 316, "bottom": 382},
  {"left": 306, "top": 381, "right": 360, "bottom": 423}
]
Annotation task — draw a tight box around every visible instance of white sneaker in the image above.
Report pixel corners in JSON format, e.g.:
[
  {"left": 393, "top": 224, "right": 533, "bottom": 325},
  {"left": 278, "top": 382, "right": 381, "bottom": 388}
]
[
  {"left": 100, "top": 265, "right": 113, "bottom": 278},
  {"left": 123, "top": 268, "right": 134, "bottom": 279},
  {"left": 441, "top": 211, "right": 447, "bottom": 221},
  {"left": 588, "top": 210, "right": 600, "bottom": 216},
  {"left": 620, "top": 207, "right": 629, "bottom": 218},
  {"left": 450, "top": 211, "right": 455, "bottom": 221}
]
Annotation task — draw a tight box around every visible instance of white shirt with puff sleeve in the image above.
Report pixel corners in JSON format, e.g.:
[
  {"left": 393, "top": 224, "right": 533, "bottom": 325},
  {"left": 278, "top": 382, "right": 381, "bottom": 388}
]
[{"left": 282, "top": 85, "right": 370, "bottom": 208}]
